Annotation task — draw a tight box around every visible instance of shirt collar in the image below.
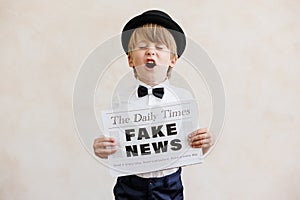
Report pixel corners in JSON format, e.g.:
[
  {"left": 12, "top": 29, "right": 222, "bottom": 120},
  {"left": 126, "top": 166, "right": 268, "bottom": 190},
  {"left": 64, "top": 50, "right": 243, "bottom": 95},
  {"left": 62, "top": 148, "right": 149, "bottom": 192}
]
[{"left": 136, "top": 78, "right": 170, "bottom": 88}]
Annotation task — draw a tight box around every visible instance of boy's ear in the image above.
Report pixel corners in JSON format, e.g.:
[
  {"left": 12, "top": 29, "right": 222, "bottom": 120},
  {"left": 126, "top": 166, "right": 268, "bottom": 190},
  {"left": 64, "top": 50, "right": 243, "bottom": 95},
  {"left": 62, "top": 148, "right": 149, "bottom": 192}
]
[
  {"left": 169, "top": 56, "right": 178, "bottom": 68},
  {"left": 128, "top": 55, "right": 134, "bottom": 68}
]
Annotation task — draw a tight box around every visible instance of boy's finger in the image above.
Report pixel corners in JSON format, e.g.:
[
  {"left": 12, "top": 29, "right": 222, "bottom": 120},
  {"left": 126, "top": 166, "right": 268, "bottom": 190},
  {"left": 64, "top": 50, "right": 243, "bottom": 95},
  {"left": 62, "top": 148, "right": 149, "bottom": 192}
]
[
  {"left": 189, "top": 133, "right": 210, "bottom": 142},
  {"left": 96, "top": 148, "right": 117, "bottom": 154},
  {"left": 98, "top": 141, "right": 116, "bottom": 148},
  {"left": 95, "top": 149, "right": 117, "bottom": 158},
  {"left": 188, "top": 130, "right": 199, "bottom": 138},
  {"left": 93, "top": 140, "right": 116, "bottom": 150},
  {"left": 191, "top": 138, "right": 209, "bottom": 145},
  {"left": 97, "top": 137, "right": 115, "bottom": 142},
  {"left": 201, "top": 143, "right": 213, "bottom": 148},
  {"left": 189, "top": 128, "right": 208, "bottom": 138},
  {"left": 94, "top": 142, "right": 116, "bottom": 149},
  {"left": 94, "top": 137, "right": 115, "bottom": 145},
  {"left": 197, "top": 128, "right": 208, "bottom": 133}
]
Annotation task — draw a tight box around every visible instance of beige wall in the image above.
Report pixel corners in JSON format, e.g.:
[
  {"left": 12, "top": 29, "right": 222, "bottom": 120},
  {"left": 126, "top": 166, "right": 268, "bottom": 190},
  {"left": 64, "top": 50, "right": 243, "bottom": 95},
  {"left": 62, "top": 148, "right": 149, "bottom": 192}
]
[{"left": 1, "top": 0, "right": 300, "bottom": 199}]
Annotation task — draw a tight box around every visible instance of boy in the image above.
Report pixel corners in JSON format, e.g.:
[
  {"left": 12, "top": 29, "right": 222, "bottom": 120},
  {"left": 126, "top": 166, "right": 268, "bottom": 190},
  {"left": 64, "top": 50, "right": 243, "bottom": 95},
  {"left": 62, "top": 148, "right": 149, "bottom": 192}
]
[{"left": 93, "top": 10, "right": 213, "bottom": 200}]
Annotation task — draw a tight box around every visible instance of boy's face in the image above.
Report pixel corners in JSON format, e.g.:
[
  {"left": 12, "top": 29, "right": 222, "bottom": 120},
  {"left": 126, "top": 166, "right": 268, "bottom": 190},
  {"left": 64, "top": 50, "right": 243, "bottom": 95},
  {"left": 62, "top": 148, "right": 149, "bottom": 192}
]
[{"left": 128, "top": 39, "right": 177, "bottom": 86}]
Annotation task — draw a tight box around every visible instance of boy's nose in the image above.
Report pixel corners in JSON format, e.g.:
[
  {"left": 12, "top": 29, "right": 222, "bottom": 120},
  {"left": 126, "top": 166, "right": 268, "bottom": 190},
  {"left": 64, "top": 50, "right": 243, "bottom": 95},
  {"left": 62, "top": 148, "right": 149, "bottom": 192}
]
[{"left": 146, "top": 47, "right": 155, "bottom": 55}]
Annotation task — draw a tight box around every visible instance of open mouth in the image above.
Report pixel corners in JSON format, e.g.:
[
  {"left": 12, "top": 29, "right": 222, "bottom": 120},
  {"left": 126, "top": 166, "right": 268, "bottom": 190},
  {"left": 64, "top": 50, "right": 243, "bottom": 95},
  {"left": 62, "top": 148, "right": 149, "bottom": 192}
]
[
  {"left": 146, "top": 62, "right": 155, "bottom": 68},
  {"left": 145, "top": 59, "right": 156, "bottom": 68}
]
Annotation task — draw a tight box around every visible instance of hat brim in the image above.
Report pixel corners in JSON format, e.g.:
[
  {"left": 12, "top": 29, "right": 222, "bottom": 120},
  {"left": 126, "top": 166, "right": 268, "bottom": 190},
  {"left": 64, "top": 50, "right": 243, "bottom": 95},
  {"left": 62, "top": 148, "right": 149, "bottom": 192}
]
[{"left": 121, "top": 12, "right": 186, "bottom": 58}]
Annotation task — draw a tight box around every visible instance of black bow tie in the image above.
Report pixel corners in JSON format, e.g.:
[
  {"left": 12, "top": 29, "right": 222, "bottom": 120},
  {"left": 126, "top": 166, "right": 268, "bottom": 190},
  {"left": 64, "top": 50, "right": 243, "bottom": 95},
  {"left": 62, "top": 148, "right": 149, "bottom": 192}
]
[{"left": 137, "top": 85, "right": 164, "bottom": 99}]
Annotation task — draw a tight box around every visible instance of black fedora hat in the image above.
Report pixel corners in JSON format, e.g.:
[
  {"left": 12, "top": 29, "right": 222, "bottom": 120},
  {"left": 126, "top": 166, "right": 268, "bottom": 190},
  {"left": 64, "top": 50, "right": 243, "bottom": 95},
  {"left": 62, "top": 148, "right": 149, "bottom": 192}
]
[{"left": 121, "top": 10, "right": 186, "bottom": 58}]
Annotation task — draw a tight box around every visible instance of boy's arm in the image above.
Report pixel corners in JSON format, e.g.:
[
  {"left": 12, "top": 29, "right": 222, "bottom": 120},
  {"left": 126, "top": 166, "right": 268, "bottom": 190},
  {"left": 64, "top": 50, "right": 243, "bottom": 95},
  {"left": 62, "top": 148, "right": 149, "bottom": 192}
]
[{"left": 188, "top": 128, "right": 213, "bottom": 154}]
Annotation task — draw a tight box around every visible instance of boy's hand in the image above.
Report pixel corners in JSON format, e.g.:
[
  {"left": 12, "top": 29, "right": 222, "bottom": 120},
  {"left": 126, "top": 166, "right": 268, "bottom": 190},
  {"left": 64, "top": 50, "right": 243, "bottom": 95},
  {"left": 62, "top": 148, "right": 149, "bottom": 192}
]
[
  {"left": 188, "top": 128, "right": 213, "bottom": 153},
  {"left": 93, "top": 136, "right": 117, "bottom": 159}
]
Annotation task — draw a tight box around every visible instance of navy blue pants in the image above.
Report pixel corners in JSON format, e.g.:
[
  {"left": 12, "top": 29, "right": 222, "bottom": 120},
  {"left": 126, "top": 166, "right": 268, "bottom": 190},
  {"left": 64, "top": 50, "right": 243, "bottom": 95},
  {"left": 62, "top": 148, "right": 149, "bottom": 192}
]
[{"left": 113, "top": 168, "right": 183, "bottom": 200}]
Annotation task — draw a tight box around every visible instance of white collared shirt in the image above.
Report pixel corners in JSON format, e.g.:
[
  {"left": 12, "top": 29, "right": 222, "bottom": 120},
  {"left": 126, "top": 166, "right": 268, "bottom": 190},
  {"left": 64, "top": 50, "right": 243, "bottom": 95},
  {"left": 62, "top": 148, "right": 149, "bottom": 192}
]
[{"left": 112, "top": 79, "right": 193, "bottom": 178}]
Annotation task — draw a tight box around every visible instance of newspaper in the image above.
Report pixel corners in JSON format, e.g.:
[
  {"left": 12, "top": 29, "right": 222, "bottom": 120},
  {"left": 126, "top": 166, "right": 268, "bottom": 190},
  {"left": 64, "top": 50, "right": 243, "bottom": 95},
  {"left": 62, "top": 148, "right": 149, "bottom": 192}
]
[{"left": 101, "top": 100, "right": 203, "bottom": 177}]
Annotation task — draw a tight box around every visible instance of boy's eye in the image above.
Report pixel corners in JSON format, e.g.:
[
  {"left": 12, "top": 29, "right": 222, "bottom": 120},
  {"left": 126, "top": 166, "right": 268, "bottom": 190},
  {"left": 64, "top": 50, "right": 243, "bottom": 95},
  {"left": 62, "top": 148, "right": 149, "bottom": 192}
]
[
  {"left": 137, "top": 42, "right": 147, "bottom": 49},
  {"left": 135, "top": 42, "right": 168, "bottom": 51},
  {"left": 156, "top": 44, "right": 167, "bottom": 50}
]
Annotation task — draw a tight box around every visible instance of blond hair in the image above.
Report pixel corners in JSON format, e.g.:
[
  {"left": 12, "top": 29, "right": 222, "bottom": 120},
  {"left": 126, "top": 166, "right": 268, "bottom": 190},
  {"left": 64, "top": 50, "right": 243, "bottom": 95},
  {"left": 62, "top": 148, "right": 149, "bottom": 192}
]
[{"left": 128, "top": 24, "right": 178, "bottom": 78}]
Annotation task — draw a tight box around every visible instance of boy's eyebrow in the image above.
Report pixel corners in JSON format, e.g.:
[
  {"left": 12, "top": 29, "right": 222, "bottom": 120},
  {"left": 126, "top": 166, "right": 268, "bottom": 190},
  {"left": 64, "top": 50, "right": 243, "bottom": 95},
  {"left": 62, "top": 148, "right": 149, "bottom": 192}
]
[
  {"left": 136, "top": 40, "right": 147, "bottom": 44},
  {"left": 136, "top": 40, "right": 166, "bottom": 45},
  {"left": 136, "top": 39, "right": 150, "bottom": 43}
]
